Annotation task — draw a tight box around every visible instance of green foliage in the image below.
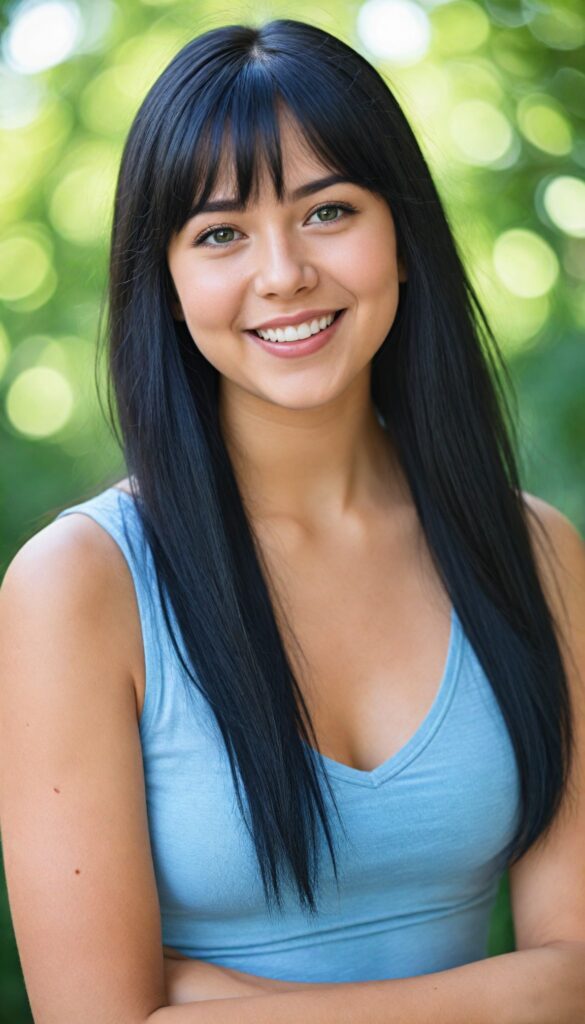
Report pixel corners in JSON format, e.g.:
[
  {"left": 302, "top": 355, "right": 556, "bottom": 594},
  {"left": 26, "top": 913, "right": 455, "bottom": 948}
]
[
  {"left": 0, "top": 0, "right": 582, "bottom": 1015},
  {"left": 487, "top": 870, "right": 516, "bottom": 956}
]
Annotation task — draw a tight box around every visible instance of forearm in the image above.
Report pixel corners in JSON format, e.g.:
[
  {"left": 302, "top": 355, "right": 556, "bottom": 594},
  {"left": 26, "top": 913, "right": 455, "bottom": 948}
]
[{"left": 151, "top": 941, "right": 585, "bottom": 1024}]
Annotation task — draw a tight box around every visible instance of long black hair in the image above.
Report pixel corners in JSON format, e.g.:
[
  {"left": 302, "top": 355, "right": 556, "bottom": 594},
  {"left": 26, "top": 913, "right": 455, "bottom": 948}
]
[{"left": 99, "top": 18, "right": 574, "bottom": 917}]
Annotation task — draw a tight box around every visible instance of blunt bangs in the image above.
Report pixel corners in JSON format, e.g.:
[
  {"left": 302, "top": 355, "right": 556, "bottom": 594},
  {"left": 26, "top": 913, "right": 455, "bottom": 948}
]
[{"left": 153, "top": 40, "right": 396, "bottom": 247}]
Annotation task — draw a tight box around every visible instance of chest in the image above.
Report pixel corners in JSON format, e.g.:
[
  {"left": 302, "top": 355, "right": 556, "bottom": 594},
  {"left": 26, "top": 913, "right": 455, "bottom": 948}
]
[
  {"left": 255, "top": 515, "right": 453, "bottom": 773},
  {"left": 128, "top": 502, "right": 453, "bottom": 774}
]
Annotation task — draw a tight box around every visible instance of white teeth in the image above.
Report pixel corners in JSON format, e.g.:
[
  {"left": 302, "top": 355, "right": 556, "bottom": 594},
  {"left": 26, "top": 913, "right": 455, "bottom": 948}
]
[{"left": 255, "top": 311, "right": 336, "bottom": 342}]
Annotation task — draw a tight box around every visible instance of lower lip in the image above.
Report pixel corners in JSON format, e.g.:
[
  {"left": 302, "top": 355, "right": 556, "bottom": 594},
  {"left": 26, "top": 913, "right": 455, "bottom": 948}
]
[{"left": 244, "top": 309, "right": 347, "bottom": 359}]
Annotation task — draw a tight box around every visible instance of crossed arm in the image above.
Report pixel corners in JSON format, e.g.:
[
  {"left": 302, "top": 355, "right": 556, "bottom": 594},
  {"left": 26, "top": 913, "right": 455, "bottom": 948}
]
[{"left": 160, "top": 942, "right": 585, "bottom": 1023}]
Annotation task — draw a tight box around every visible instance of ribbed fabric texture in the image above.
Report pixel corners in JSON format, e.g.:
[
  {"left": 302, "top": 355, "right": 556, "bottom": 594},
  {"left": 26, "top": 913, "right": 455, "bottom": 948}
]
[{"left": 55, "top": 486, "right": 521, "bottom": 982}]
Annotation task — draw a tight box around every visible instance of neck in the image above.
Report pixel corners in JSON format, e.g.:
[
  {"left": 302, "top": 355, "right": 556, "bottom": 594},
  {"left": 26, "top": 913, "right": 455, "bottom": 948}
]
[{"left": 218, "top": 368, "right": 410, "bottom": 532}]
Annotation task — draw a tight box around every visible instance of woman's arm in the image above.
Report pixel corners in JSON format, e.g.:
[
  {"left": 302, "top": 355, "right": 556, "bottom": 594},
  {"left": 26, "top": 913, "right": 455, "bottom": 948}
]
[
  {"left": 162, "top": 950, "right": 310, "bottom": 1002},
  {"left": 156, "top": 941, "right": 585, "bottom": 1023},
  {"left": 0, "top": 525, "right": 171, "bottom": 1023}
]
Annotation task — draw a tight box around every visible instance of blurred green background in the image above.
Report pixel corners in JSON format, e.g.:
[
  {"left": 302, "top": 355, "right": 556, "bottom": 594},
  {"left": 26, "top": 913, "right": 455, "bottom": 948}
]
[{"left": 0, "top": 0, "right": 583, "bottom": 1017}]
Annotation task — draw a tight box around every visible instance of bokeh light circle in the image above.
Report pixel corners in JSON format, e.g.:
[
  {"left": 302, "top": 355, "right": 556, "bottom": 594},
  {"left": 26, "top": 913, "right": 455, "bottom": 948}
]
[
  {"left": 449, "top": 100, "right": 514, "bottom": 164},
  {"left": 0, "top": 231, "right": 53, "bottom": 301},
  {"left": 529, "top": 5, "right": 585, "bottom": 51},
  {"left": 543, "top": 177, "right": 585, "bottom": 238},
  {"left": 493, "top": 229, "right": 559, "bottom": 297},
  {"left": 3, "top": 1, "right": 82, "bottom": 75},
  {"left": 48, "top": 142, "right": 119, "bottom": 245},
  {"left": 357, "top": 0, "right": 431, "bottom": 64},
  {"left": 517, "top": 97, "right": 573, "bottom": 156},
  {"left": 6, "top": 366, "right": 74, "bottom": 438},
  {"left": 431, "top": 0, "right": 490, "bottom": 54}
]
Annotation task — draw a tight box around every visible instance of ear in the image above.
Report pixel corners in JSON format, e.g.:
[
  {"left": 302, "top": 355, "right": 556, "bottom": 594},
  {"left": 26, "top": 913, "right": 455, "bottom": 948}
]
[{"left": 398, "top": 254, "right": 408, "bottom": 283}]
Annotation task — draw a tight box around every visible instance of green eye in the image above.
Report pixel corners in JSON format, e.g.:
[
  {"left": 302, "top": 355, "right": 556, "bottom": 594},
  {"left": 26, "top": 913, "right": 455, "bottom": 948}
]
[
  {"left": 312, "top": 204, "right": 347, "bottom": 222},
  {"left": 193, "top": 201, "right": 357, "bottom": 248},
  {"left": 211, "top": 228, "right": 235, "bottom": 243},
  {"left": 196, "top": 226, "right": 240, "bottom": 247}
]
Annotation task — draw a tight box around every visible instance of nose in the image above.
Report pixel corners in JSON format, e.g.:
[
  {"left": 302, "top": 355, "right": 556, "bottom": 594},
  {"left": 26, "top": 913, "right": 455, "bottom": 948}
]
[{"left": 253, "top": 229, "right": 318, "bottom": 298}]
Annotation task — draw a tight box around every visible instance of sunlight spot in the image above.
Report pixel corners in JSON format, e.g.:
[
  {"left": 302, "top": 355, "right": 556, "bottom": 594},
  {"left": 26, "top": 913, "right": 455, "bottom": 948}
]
[
  {"left": 493, "top": 229, "right": 559, "bottom": 298},
  {"left": 543, "top": 177, "right": 585, "bottom": 238},
  {"left": 3, "top": 1, "right": 82, "bottom": 74},
  {"left": 449, "top": 100, "right": 514, "bottom": 164},
  {"left": 0, "top": 229, "right": 53, "bottom": 302},
  {"left": 517, "top": 97, "right": 572, "bottom": 156},
  {"left": 357, "top": 0, "right": 431, "bottom": 64},
  {"left": 6, "top": 367, "right": 74, "bottom": 438}
]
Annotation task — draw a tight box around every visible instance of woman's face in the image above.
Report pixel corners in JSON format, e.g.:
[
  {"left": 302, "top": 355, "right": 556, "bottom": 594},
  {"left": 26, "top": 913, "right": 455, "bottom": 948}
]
[{"left": 167, "top": 114, "right": 407, "bottom": 414}]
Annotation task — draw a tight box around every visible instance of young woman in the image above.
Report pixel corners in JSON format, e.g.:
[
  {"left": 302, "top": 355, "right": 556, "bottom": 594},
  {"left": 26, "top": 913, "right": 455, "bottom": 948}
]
[{"left": 1, "top": 18, "right": 584, "bottom": 1024}]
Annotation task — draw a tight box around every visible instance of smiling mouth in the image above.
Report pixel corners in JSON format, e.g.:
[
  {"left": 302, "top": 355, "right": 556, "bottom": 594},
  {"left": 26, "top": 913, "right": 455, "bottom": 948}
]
[{"left": 248, "top": 309, "right": 345, "bottom": 343}]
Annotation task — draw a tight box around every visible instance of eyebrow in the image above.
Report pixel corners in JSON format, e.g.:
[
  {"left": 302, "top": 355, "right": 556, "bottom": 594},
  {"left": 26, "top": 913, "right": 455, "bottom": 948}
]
[{"left": 186, "top": 174, "right": 357, "bottom": 220}]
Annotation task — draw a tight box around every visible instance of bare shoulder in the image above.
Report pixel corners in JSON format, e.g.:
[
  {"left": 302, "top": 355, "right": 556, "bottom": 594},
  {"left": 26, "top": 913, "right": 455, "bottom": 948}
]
[
  {"left": 3, "top": 509, "right": 120, "bottom": 601},
  {"left": 2, "top": 503, "right": 144, "bottom": 716},
  {"left": 521, "top": 491, "right": 585, "bottom": 614},
  {"left": 112, "top": 475, "right": 135, "bottom": 495},
  {"left": 522, "top": 490, "right": 584, "bottom": 545}
]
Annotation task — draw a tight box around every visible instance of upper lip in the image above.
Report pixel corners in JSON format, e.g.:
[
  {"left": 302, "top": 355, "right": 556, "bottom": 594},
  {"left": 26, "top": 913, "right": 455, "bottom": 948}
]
[{"left": 248, "top": 308, "right": 342, "bottom": 331}]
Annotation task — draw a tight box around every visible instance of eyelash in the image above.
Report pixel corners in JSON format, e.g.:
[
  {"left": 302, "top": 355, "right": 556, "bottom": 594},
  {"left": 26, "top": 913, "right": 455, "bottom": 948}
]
[{"left": 191, "top": 202, "right": 358, "bottom": 249}]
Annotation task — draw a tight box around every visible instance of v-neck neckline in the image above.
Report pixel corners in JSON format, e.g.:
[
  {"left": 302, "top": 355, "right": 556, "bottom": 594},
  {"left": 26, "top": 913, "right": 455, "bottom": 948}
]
[{"left": 301, "top": 605, "right": 463, "bottom": 788}]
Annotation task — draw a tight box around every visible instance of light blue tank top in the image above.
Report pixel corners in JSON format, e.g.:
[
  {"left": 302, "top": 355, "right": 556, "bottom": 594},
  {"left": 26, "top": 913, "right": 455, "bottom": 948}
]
[{"left": 55, "top": 485, "right": 521, "bottom": 982}]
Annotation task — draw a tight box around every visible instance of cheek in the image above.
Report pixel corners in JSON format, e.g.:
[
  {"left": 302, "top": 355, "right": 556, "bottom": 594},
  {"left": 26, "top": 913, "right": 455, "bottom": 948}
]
[
  {"left": 331, "top": 223, "right": 400, "bottom": 298},
  {"left": 359, "top": 233, "right": 399, "bottom": 292},
  {"left": 174, "top": 263, "right": 242, "bottom": 330}
]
